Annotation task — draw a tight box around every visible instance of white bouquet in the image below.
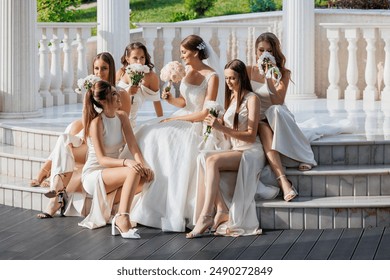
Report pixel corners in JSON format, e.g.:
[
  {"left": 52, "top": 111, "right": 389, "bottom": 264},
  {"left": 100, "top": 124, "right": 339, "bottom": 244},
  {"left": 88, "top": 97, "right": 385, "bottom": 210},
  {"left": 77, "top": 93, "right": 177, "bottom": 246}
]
[
  {"left": 203, "top": 101, "right": 225, "bottom": 143},
  {"left": 160, "top": 61, "right": 186, "bottom": 92},
  {"left": 75, "top": 74, "right": 101, "bottom": 94},
  {"left": 257, "top": 51, "right": 282, "bottom": 86},
  {"left": 125, "top": 63, "right": 150, "bottom": 86}
]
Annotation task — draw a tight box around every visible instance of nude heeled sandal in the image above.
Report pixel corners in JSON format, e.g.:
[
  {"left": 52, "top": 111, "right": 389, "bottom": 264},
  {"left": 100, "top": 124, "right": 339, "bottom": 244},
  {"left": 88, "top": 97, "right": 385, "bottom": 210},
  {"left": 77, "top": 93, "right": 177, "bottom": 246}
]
[
  {"left": 276, "top": 175, "right": 298, "bottom": 202},
  {"left": 111, "top": 213, "right": 140, "bottom": 239}
]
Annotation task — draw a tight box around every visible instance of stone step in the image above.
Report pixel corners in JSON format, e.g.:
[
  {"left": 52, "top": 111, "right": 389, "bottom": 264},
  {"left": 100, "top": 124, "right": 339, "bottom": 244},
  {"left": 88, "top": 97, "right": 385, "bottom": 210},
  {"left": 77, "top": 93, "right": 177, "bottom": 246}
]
[
  {"left": 0, "top": 143, "right": 49, "bottom": 180},
  {"left": 286, "top": 165, "right": 390, "bottom": 197},
  {"left": 256, "top": 196, "right": 390, "bottom": 230},
  {"left": 0, "top": 124, "right": 60, "bottom": 152}
]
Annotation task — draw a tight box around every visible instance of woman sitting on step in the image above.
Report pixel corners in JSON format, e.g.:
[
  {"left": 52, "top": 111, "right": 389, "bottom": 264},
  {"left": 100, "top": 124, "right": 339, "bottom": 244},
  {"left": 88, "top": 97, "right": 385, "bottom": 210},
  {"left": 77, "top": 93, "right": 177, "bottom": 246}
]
[
  {"left": 78, "top": 80, "right": 153, "bottom": 238},
  {"left": 189, "top": 59, "right": 264, "bottom": 238},
  {"left": 246, "top": 32, "right": 317, "bottom": 202},
  {"left": 35, "top": 52, "right": 131, "bottom": 218}
]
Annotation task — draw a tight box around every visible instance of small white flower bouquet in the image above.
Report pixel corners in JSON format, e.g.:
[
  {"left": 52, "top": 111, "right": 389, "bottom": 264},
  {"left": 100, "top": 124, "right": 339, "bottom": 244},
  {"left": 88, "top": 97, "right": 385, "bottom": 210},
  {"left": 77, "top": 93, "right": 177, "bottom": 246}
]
[
  {"left": 257, "top": 51, "right": 282, "bottom": 86},
  {"left": 75, "top": 74, "right": 101, "bottom": 94},
  {"left": 203, "top": 101, "right": 225, "bottom": 143},
  {"left": 160, "top": 61, "right": 186, "bottom": 92},
  {"left": 126, "top": 63, "right": 150, "bottom": 86}
]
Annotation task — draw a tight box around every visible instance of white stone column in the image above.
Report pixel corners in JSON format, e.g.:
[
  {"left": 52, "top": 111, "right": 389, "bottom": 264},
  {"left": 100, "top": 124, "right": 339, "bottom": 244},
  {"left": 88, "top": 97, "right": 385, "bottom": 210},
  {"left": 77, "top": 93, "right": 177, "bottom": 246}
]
[
  {"left": 282, "top": 0, "right": 317, "bottom": 99},
  {"left": 0, "top": 0, "right": 41, "bottom": 118},
  {"left": 326, "top": 28, "right": 341, "bottom": 99},
  {"left": 344, "top": 28, "right": 361, "bottom": 100},
  {"left": 363, "top": 28, "right": 378, "bottom": 102},
  {"left": 381, "top": 28, "right": 390, "bottom": 102},
  {"left": 97, "top": 0, "right": 129, "bottom": 64}
]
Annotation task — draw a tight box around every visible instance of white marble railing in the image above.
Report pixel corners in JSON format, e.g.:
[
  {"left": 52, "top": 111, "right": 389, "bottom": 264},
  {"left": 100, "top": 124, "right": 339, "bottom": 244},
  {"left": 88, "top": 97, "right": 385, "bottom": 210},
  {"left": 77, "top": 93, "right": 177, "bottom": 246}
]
[
  {"left": 320, "top": 23, "right": 390, "bottom": 102},
  {"left": 137, "top": 22, "right": 279, "bottom": 75},
  {"left": 37, "top": 23, "right": 96, "bottom": 108}
]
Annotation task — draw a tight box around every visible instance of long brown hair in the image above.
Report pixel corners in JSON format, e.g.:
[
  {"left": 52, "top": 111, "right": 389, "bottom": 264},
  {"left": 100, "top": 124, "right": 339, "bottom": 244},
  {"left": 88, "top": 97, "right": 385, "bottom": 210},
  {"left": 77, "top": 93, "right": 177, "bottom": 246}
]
[
  {"left": 83, "top": 80, "right": 114, "bottom": 140},
  {"left": 93, "top": 52, "right": 116, "bottom": 86},
  {"left": 224, "top": 59, "right": 253, "bottom": 130},
  {"left": 120, "top": 42, "right": 154, "bottom": 72},
  {"left": 255, "top": 32, "right": 290, "bottom": 76}
]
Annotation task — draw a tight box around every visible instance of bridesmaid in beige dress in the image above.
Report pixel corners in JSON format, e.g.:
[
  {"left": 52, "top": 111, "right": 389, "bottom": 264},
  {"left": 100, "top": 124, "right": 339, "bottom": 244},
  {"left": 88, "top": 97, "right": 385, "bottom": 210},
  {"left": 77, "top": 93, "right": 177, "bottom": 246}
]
[
  {"left": 246, "top": 32, "right": 317, "bottom": 202},
  {"left": 189, "top": 59, "right": 264, "bottom": 238}
]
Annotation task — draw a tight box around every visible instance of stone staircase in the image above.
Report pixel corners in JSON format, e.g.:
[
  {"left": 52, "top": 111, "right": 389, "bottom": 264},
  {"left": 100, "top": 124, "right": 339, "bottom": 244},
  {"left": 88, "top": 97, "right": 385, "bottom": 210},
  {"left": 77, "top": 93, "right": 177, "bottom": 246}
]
[
  {"left": 257, "top": 140, "right": 390, "bottom": 229},
  {"left": 1, "top": 100, "right": 390, "bottom": 230}
]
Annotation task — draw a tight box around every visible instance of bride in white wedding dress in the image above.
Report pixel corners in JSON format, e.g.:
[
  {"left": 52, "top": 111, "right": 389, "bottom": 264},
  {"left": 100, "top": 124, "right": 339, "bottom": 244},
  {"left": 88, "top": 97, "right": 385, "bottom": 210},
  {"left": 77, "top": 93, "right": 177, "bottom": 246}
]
[{"left": 121, "top": 35, "right": 222, "bottom": 232}]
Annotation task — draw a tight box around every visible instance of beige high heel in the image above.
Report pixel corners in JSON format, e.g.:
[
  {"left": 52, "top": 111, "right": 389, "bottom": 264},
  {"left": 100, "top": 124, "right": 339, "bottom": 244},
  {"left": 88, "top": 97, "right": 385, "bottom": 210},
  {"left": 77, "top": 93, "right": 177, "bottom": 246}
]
[
  {"left": 186, "top": 215, "right": 214, "bottom": 239},
  {"left": 276, "top": 175, "right": 298, "bottom": 202},
  {"left": 211, "top": 210, "right": 229, "bottom": 232}
]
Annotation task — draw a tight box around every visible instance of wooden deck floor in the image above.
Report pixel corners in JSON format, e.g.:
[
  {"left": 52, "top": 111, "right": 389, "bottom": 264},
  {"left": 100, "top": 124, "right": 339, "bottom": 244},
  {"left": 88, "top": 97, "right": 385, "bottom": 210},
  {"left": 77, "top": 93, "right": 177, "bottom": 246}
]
[{"left": 1, "top": 204, "right": 390, "bottom": 260}]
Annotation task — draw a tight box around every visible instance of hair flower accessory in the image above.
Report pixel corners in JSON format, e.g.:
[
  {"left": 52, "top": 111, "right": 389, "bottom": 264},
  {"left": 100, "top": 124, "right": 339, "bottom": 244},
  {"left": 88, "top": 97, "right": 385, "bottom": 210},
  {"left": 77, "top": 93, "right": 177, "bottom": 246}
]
[
  {"left": 75, "top": 74, "right": 101, "bottom": 94},
  {"left": 125, "top": 63, "right": 150, "bottom": 86},
  {"left": 257, "top": 51, "right": 282, "bottom": 86},
  {"left": 196, "top": 42, "right": 206, "bottom": 50},
  {"left": 203, "top": 100, "right": 225, "bottom": 143},
  {"left": 160, "top": 61, "right": 186, "bottom": 94}
]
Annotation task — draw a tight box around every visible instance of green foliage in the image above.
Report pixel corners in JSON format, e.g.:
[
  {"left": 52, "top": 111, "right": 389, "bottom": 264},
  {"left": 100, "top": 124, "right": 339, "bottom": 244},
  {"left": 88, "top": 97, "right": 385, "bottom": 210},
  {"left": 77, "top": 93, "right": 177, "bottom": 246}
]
[
  {"left": 184, "top": 0, "right": 217, "bottom": 16},
  {"left": 315, "top": 0, "right": 329, "bottom": 8},
  {"left": 170, "top": 11, "right": 197, "bottom": 22},
  {"left": 331, "top": 0, "right": 390, "bottom": 9},
  {"left": 37, "top": 0, "right": 81, "bottom": 22},
  {"left": 249, "top": 0, "right": 276, "bottom": 12}
]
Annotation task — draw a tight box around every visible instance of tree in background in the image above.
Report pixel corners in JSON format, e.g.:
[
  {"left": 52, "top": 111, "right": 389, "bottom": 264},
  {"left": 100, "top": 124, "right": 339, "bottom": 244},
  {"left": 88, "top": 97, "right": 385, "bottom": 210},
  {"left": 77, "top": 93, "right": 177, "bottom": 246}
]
[{"left": 37, "top": 0, "right": 81, "bottom": 22}]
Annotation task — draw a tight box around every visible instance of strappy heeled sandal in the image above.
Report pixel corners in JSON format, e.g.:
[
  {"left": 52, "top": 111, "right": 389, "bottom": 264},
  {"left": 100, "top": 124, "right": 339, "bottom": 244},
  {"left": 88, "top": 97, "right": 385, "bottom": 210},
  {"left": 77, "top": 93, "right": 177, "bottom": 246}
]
[
  {"left": 276, "top": 174, "right": 298, "bottom": 202},
  {"left": 186, "top": 215, "right": 214, "bottom": 239},
  {"left": 30, "top": 168, "right": 51, "bottom": 187},
  {"left": 298, "top": 163, "right": 313, "bottom": 171},
  {"left": 44, "top": 174, "right": 66, "bottom": 198},
  {"left": 111, "top": 213, "right": 140, "bottom": 239}
]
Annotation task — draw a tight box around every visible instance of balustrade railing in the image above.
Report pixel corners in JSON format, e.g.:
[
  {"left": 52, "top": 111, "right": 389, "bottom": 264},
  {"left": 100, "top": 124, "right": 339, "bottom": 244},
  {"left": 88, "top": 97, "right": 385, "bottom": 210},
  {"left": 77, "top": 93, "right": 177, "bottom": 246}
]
[
  {"left": 320, "top": 23, "right": 390, "bottom": 102},
  {"left": 37, "top": 23, "right": 96, "bottom": 108}
]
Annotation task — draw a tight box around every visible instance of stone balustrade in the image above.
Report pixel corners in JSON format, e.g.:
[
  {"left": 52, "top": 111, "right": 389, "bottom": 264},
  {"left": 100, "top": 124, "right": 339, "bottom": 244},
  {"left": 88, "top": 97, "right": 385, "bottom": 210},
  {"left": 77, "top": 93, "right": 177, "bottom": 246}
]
[
  {"left": 37, "top": 23, "right": 96, "bottom": 107},
  {"left": 320, "top": 23, "right": 390, "bottom": 102}
]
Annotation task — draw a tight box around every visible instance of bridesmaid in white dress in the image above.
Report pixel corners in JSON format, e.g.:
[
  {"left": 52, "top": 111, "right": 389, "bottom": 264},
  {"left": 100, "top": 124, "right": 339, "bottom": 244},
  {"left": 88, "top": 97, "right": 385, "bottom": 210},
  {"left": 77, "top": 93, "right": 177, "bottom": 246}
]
[
  {"left": 36, "top": 52, "right": 131, "bottom": 218},
  {"left": 116, "top": 42, "right": 163, "bottom": 128},
  {"left": 189, "top": 59, "right": 263, "bottom": 238},
  {"left": 125, "top": 34, "right": 220, "bottom": 232},
  {"left": 247, "top": 32, "right": 317, "bottom": 202},
  {"left": 78, "top": 80, "right": 153, "bottom": 239}
]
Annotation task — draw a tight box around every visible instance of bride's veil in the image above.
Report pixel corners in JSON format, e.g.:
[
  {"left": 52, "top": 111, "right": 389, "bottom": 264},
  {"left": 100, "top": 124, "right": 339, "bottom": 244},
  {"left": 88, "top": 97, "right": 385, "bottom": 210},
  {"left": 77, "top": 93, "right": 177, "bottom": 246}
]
[{"left": 204, "top": 42, "right": 225, "bottom": 107}]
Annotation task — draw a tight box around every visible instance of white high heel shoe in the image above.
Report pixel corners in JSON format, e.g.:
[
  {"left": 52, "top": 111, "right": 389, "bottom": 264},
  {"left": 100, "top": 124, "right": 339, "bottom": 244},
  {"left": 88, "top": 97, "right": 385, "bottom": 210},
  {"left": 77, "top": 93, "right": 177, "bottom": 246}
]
[{"left": 111, "top": 213, "right": 140, "bottom": 239}]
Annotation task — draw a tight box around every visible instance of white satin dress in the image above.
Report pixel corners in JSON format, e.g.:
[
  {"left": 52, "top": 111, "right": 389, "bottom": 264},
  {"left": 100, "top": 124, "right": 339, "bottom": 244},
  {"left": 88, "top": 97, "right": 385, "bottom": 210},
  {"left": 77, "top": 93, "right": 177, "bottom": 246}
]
[
  {"left": 78, "top": 113, "right": 125, "bottom": 229},
  {"left": 194, "top": 92, "right": 264, "bottom": 236},
  {"left": 116, "top": 80, "right": 160, "bottom": 128},
  {"left": 124, "top": 72, "right": 217, "bottom": 232}
]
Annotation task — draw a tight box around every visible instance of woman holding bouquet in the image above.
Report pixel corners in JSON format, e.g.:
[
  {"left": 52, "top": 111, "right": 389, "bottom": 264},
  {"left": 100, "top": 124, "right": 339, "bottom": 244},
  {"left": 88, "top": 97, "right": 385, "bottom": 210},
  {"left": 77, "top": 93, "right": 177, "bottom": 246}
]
[
  {"left": 78, "top": 80, "right": 153, "bottom": 238},
  {"left": 247, "top": 32, "right": 316, "bottom": 202},
  {"left": 35, "top": 52, "right": 131, "bottom": 219},
  {"left": 188, "top": 59, "right": 263, "bottom": 238},
  {"left": 123, "top": 34, "right": 221, "bottom": 232},
  {"left": 116, "top": 42, "right": 163, "bottom": 128}
]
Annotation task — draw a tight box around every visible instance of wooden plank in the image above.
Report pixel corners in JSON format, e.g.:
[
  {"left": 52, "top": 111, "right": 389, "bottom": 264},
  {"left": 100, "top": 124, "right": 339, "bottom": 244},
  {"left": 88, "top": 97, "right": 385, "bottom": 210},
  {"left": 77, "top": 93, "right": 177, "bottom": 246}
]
[
  {"left": 215, "top": 235, "right": 258, "bottom": 260},
  {"left": 352, "top": 227, "right": 384, "bottom": 260},
  {"left": 374, "top": 227, "right": 390, "bottom": 260},
  {"left": 260, "top": 230, "right": 302, "bottom": 260},
  {"left": 284, "top": 229, "right": 323, "bottom": 260},
  {"left": 169, "top": 235, "right": 214, "bottom": 260},
  {"left": 329, "top": 228, "right": 363, "bottom": 260},
  {"left": 238, "top": 230, "right": 283, "bottom": 260},
  {"left": 146, "top": 233, "right": 190, "bottom": 260},
  {"left": 79, "top": 226, "right": 151, "bottom": 260},
  {"left": 191, "top": 236, "right": 235, "bottom": 260},
  {"left": 306, "top": 228, "right": 343, "bottom": 260},
  {"left": 114, "top": 230, "right": 177, "bottom": 260}
]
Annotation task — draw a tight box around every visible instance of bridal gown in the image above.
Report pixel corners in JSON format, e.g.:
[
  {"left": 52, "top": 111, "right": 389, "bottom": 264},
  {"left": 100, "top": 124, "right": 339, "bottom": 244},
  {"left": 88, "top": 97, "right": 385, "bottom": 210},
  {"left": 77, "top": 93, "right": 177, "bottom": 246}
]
[
  {"left": 78, "top": 113, "right": 125, "bottom": 229},
  {"left": 126, "top": 72, "right": 217, "bottom": 232},
  {"left": 195, "top": 92, "right": 264, "bottom": 236},
  {"left": 116, "top": 80, "right": 160, "bottom": 128}
]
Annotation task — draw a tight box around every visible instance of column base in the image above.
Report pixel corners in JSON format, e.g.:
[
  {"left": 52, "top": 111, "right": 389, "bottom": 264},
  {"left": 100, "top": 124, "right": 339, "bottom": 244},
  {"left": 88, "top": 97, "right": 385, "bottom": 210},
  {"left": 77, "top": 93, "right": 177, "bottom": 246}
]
[
  {"left": 345, "top": 89, "right": 361, "bottom": 100},
  {"left": 381, "top": 90, "right": 390, "bottom": 102},
  {"left": 326, "top": 89, "right": 342, "bottom": 99},
  {"left": 363, "top": 89, "right": 379, "bottom": 102}
]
